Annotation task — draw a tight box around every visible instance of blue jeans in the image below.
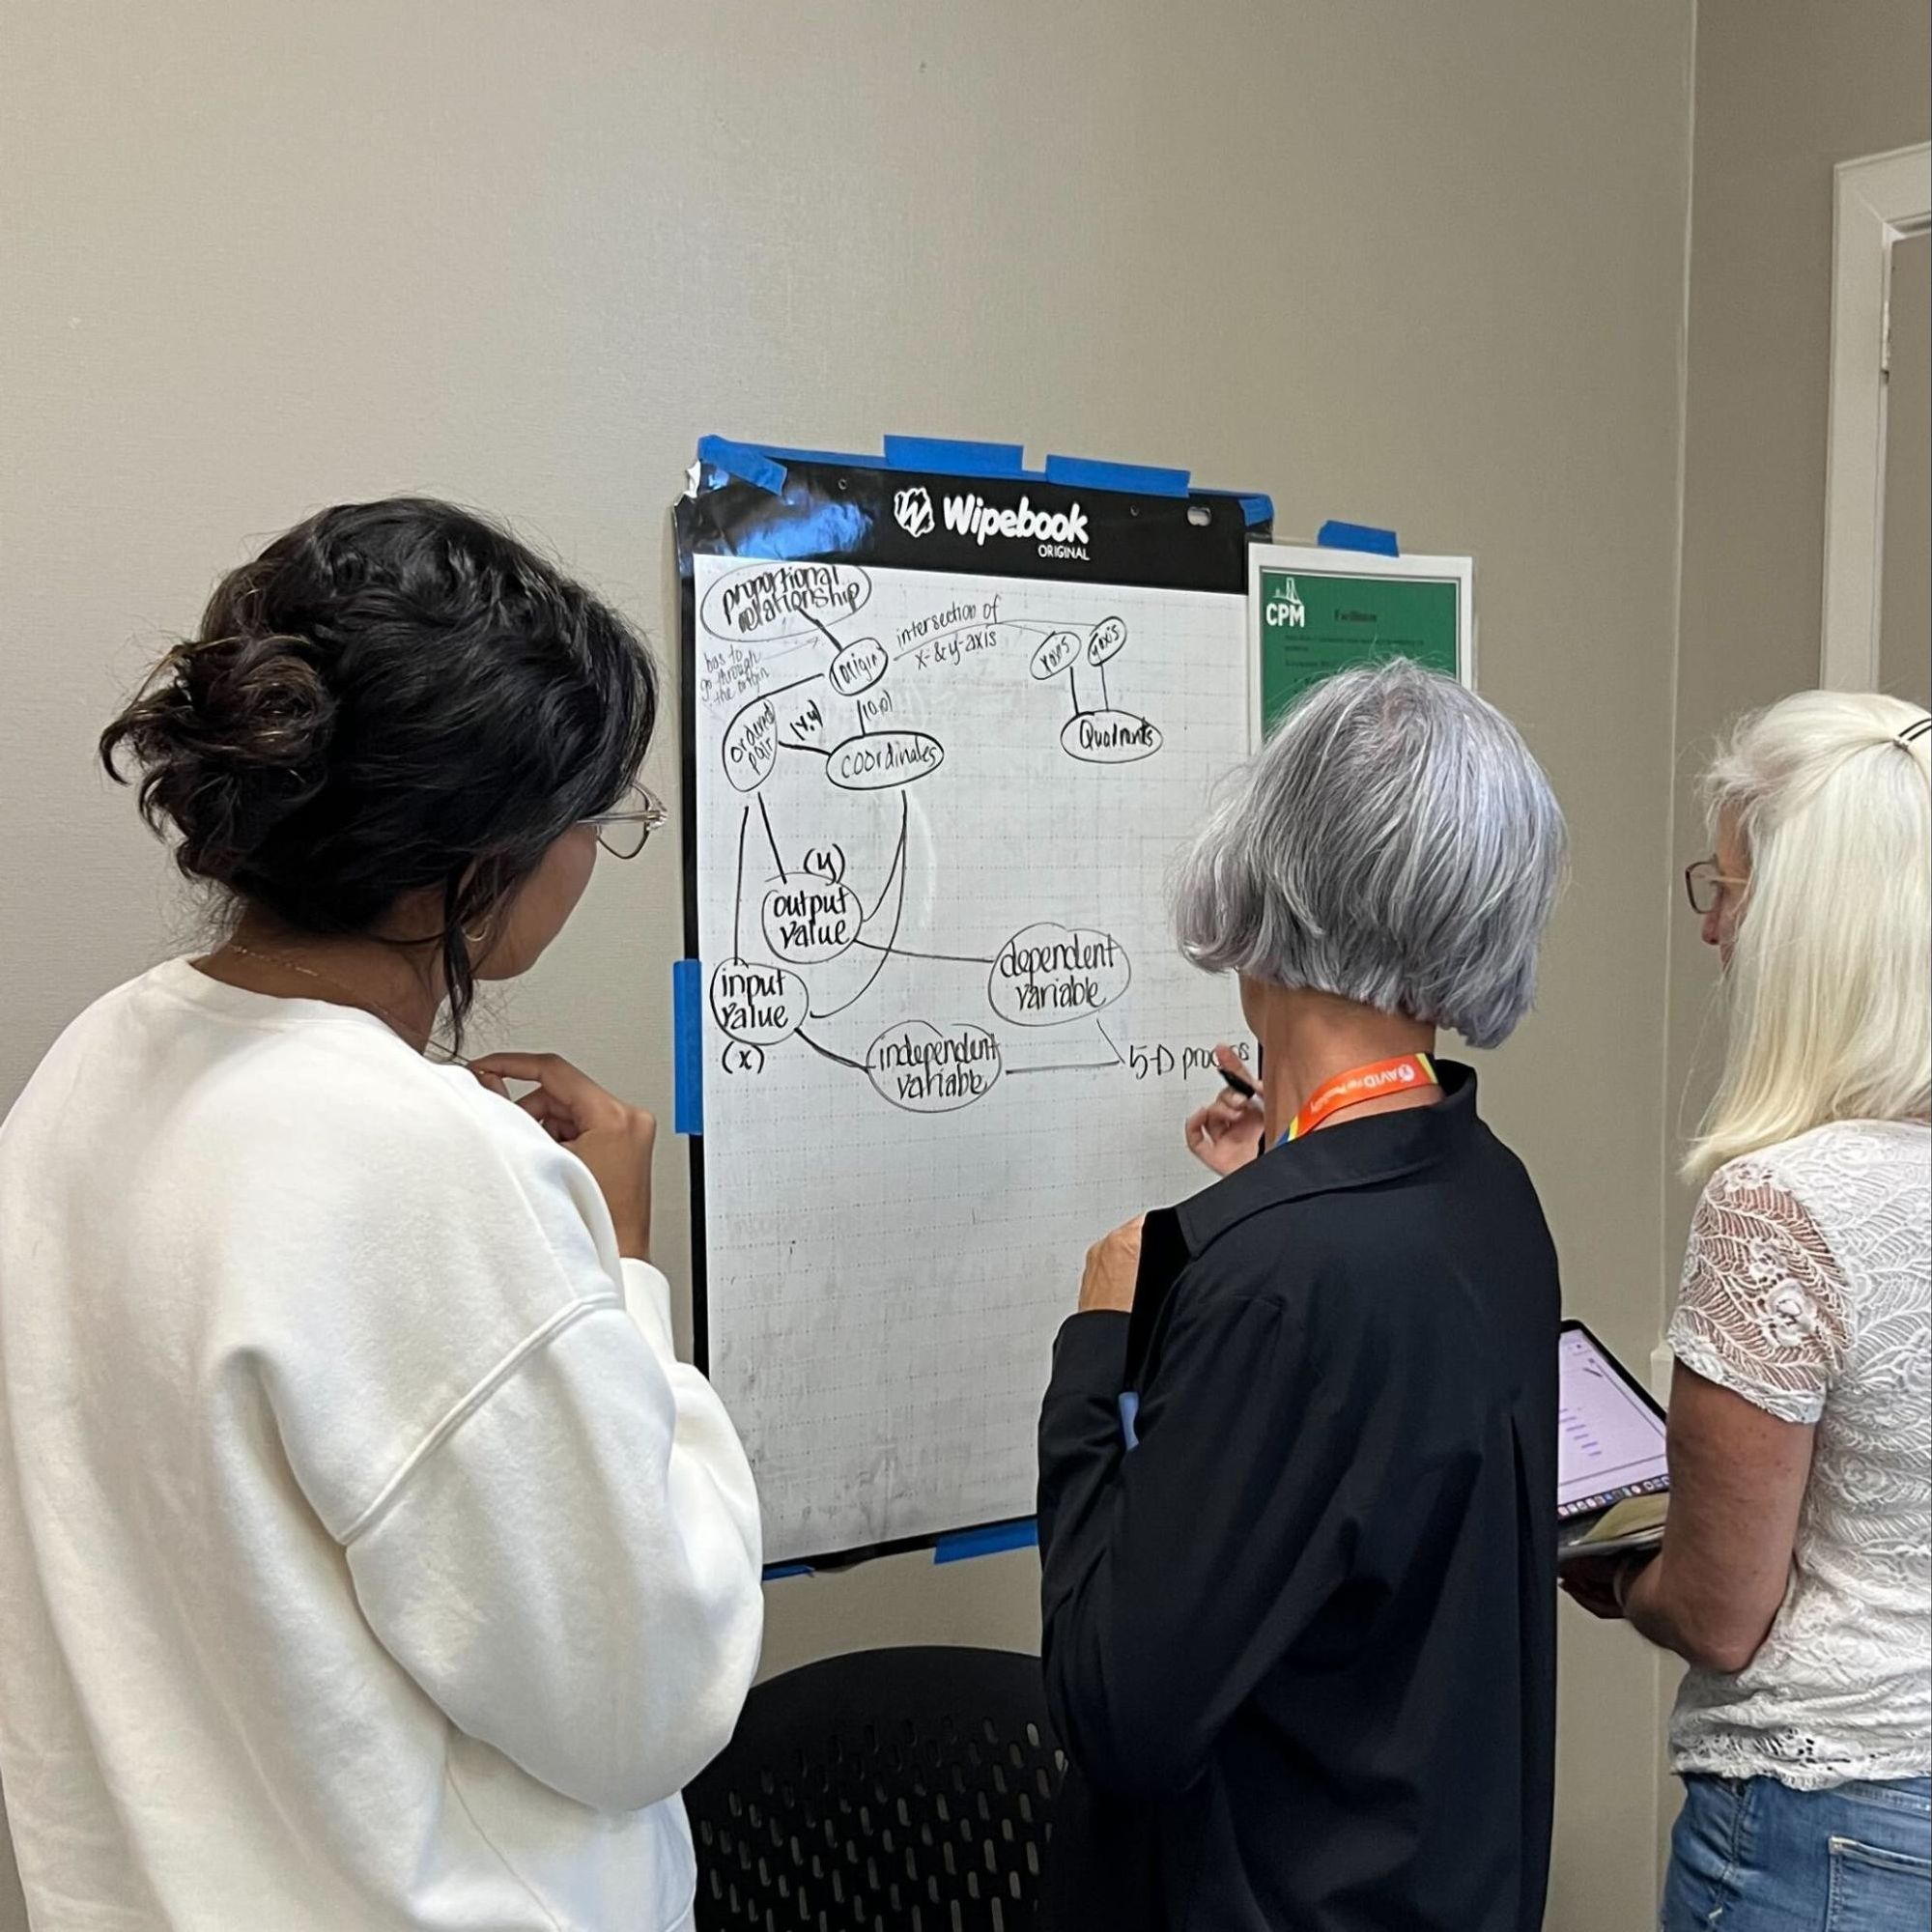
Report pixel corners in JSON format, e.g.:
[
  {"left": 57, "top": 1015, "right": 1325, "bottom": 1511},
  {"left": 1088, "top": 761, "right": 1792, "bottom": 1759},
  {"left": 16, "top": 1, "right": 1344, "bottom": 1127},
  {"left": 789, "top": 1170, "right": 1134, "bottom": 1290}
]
[{"left": 1663, "top": 1774, "right": 1931, "bottom": 1930}]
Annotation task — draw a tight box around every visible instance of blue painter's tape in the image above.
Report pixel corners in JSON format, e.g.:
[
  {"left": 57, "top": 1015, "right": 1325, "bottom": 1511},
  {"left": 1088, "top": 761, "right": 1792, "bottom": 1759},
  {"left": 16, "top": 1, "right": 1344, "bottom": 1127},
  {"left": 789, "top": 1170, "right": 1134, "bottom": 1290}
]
[
  {"left": 672, "top": 959, "right": 703, "bottom": 1137},
  {"left": 763, "top": 1562, "right": 814, "bottom": 1581},
  {"left": 934, "top": 1519, "right": 1038, "bottom": 1565},
  {"left": 727, "top": 439, "right": 890, "bottom": 469},
  {"left": 696, "top": 436, "right": 788, "bottom": 496},
  {"left": 1318, "top": 519, "right": 1400, "bottom": 557},
  {"left": 883, "top": 436, "right": 1027, "bottom": 477},
  {"left": 1118, "top": 1391, "right": 1141, "bottom": 1450},
  {"left": 1192, "top": 488, "right": 1275, "bottom": 530},
  {"left": 1043, "top": 454, "right": 1190, "bottom": 498}
]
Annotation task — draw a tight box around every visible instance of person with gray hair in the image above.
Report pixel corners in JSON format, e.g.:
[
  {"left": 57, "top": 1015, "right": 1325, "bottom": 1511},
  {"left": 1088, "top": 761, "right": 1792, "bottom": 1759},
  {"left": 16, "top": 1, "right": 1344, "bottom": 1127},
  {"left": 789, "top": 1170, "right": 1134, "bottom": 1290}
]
[{"left": 1036, "top": 661, "right": 1567, "bottom": 1932}]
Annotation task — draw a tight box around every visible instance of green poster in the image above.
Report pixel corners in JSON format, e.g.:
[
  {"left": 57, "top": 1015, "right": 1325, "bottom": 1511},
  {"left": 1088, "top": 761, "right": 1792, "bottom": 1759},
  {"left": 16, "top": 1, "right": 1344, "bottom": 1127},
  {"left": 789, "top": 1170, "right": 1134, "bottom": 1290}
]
[{"left": 1259, "top": 565, "right": 1463, "bottom": 729}]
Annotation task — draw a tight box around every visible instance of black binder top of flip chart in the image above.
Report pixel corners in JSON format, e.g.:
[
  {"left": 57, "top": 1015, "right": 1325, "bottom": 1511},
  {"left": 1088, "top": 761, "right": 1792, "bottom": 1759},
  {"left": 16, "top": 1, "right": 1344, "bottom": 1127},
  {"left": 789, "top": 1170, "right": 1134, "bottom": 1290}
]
[
  {"left": 675, "top": 447, "right": 1263, "bottom": 593},
  {"left": 672, "top": 440, "right": 1269, "bottom": 1574}
]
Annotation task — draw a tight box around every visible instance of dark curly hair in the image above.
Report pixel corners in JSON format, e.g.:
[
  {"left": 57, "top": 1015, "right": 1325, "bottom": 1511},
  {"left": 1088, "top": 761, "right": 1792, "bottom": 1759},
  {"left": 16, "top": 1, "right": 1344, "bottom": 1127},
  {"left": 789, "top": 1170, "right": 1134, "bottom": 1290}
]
[{"left": 100, "top": 497, "right": 658, "bottom": 1041}]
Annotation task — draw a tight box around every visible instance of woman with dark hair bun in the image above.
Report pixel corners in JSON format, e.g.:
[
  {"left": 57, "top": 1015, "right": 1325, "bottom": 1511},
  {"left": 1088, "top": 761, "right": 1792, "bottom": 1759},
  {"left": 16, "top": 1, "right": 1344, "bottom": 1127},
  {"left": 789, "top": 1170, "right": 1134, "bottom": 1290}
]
[{"left": 0, "top": 500, "right": 764, "bottom": 1932}]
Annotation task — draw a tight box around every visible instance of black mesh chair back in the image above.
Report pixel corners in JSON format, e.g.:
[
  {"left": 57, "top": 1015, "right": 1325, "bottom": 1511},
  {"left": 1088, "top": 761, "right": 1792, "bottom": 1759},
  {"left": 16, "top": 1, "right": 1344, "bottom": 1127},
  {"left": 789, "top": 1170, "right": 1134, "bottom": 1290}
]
[{"left": 686, "top": 1645, "right": 1064, "bottom": 1932}]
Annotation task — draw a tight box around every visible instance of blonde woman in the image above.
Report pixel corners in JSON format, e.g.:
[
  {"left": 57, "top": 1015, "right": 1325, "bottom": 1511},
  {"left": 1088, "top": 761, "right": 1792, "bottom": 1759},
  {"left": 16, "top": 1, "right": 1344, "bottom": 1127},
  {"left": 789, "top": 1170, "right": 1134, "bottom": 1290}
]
[{"left": 1572, "top": 693, "right": 1931, "bottom": 1927}]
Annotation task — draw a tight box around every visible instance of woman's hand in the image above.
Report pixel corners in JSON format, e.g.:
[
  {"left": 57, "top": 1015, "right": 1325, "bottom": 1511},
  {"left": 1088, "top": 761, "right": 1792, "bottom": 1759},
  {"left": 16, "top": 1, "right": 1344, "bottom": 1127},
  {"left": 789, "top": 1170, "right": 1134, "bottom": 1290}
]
[
  {"left": 1079, "top": 1215, "right": 1145, "bottom": 1314},
  {"left": 1559, "top": 1549, "right": 1654, "bottom": 1621},
  {"left": 1185, "top": 1044, "right": 1265, "bottom": 1176},
  {"left": 469, "top": 1052, "right": 656, "bottom": 1262}
]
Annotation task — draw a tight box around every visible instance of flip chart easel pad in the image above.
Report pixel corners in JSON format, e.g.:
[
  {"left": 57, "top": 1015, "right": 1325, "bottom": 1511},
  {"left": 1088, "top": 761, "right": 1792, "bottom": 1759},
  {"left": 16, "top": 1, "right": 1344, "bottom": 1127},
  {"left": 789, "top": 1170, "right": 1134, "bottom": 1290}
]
[{"left": 692, "top": 556, "right": 1249, "bottom": 1564}]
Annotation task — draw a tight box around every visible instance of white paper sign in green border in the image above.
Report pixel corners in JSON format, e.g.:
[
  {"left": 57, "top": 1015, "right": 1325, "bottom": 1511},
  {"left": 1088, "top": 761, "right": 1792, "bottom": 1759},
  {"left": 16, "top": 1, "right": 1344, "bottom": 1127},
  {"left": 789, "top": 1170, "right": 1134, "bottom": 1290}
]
[{"left": 1247, "top": 544, "right": 1475, "bottom": 742}]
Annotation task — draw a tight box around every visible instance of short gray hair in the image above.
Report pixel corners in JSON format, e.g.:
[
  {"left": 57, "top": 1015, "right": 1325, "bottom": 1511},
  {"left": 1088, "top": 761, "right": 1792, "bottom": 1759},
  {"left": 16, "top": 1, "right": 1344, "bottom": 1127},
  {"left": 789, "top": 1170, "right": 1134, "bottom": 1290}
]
[{"left": 1173, "top": 660, "right": 1565, "bottom": 1048}]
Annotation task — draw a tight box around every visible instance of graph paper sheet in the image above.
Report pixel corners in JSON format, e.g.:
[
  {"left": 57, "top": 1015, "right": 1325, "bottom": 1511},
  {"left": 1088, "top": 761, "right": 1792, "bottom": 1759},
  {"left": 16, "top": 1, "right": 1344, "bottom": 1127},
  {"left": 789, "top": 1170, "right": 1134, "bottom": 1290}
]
[{"left": 690, "top": 553, "right": 1252, "bottom": 1563}]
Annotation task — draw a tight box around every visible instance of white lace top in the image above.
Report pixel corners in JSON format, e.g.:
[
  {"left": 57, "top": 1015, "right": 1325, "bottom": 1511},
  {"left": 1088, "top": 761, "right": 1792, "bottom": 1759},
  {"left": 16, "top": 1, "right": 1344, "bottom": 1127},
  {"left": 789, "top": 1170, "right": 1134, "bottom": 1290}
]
[{"left": 1667, "top": 1118, "right": 1931, "bottom": 1789}]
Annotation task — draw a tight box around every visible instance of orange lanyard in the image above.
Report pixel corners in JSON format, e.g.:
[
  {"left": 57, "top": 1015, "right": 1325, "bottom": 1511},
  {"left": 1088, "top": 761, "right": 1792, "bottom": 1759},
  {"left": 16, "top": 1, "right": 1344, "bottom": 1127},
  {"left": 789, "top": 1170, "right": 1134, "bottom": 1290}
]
[{"left": 1281, "top": 1052, "right": 1439, "bottom": 1143}]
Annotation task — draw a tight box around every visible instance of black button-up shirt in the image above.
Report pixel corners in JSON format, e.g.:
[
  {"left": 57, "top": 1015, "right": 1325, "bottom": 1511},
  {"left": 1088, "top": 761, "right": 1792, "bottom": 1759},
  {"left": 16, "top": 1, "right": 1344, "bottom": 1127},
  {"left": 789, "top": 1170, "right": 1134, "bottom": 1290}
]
[{"left": 1037, "top": 1065, "right": 1558, "bottom": 1930}]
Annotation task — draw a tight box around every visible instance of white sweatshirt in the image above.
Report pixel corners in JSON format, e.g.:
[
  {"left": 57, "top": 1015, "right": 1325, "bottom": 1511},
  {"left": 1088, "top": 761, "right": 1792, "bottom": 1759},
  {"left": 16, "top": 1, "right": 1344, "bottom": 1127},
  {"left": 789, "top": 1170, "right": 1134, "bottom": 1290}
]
[{"left": 0, "top": 960, "right": 763, "bottom": 1931}]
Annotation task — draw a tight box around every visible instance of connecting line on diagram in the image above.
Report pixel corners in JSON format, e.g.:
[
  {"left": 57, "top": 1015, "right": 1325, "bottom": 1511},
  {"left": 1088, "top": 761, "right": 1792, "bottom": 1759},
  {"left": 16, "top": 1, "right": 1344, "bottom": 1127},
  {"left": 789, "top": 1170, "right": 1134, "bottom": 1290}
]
[{"left": 696, "top": 559, "right": 1241, "bottom": 1114}]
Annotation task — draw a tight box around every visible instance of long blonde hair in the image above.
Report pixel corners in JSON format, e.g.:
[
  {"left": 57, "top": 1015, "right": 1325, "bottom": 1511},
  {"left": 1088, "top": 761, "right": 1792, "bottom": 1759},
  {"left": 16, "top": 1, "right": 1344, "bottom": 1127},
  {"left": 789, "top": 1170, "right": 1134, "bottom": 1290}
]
[{"left": 1687, "top": 691, "right": 1932, "bottom": 1181}]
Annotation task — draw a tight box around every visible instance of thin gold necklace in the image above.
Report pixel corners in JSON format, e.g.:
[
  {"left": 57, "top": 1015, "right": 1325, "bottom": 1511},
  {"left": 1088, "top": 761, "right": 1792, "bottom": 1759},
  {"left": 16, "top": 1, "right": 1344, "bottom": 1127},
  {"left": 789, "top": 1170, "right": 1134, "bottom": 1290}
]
[{"left": 221, "top": 942, "right": 461, "bottom": 1064}]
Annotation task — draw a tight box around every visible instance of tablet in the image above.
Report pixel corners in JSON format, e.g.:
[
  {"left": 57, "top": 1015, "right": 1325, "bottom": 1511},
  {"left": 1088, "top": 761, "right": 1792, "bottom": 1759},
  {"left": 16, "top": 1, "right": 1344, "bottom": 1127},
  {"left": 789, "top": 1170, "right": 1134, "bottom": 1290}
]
[{"left": 1558, "top": 1320, "right": 1669, "bottom": 1523}]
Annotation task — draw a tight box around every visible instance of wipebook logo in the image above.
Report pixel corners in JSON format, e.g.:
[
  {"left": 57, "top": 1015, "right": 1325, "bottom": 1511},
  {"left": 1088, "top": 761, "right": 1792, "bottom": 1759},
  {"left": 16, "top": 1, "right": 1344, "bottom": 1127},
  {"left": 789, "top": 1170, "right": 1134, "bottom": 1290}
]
[
  {"left": 940, "top": 492, "right": 1090, "bottom": 559},
  {"left": 892, "top": 486, "right": 934, "bottom": 539}
]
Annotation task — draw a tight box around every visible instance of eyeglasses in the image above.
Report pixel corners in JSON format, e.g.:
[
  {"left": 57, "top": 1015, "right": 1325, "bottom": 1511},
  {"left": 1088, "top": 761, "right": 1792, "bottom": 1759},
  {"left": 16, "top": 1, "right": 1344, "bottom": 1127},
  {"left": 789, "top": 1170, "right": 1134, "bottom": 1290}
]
[
  {"left": 582, "top": 782, "right": 668, "bottom": 861},
  {"left": 1684, "top": 857, "right": 1747, "bottom": 916}
]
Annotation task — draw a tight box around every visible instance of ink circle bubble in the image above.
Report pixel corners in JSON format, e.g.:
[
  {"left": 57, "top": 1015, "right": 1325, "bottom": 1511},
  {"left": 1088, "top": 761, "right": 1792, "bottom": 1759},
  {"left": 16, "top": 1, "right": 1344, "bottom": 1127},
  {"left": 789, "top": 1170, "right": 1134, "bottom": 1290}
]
[
  {"left": 1061, "top": 710, "right": 1162, "bottom": 764},
  {"left": 760, "top": 879, "right": 865, "bottom": 965},
  {"left": 707, "top": 957, "right": 809, "bottom": 1047},
  {"left": 1029, "top": 629, "right": 1083, "bottom": 681},
  {"left": 866, "top": 1020, "right": 1003, "bottom": 1114},
  {"left": 828, "top": 636, "right": 889, "bottom": 697},
  {"left": 700, "top": 560, "right": 871, "bottom": 644},
  {"left": 723, "top": 695, "right": 779, "bottom": 792},
  {"left": 826, "top": 730, "right": 945, "bottom": 791},
  {"left": 987, "top": 923, "right": 1132, "bottom": 1028},
  {"left": 1086, "top": 615, "right": 1128, "bottom": 667},
  {"left": 721, "top": 1041, "right": 766, "bottom": 1076}
]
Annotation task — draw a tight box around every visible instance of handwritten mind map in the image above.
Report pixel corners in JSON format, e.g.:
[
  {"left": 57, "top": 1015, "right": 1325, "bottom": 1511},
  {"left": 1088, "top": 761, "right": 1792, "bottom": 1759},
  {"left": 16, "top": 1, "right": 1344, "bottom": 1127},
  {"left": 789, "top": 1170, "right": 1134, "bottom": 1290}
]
[
  {"left": 700, "top": 563, "right": 1189, "bottom": 1102},
  {"left": 693, "top": 554, "right": 1250, "bottom": 1561}
]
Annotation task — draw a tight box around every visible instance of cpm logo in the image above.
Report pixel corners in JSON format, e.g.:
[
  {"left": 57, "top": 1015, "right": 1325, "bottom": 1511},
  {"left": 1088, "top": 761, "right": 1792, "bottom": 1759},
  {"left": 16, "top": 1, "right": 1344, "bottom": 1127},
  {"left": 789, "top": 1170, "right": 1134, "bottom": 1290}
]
[
  {"left": 893, "top": 486, "right": 935, "bottom": 539},
  {"left": 1266, "top": 576, "right": 1306, "bottom": 630}
]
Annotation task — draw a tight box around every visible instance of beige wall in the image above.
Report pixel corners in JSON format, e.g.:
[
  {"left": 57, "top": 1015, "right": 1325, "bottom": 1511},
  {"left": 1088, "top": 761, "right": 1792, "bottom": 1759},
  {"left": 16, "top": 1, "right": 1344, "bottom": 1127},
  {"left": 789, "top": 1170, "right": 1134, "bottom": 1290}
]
[{"left": 0, "top": 4, "right": 1701, "bottom": 1927}]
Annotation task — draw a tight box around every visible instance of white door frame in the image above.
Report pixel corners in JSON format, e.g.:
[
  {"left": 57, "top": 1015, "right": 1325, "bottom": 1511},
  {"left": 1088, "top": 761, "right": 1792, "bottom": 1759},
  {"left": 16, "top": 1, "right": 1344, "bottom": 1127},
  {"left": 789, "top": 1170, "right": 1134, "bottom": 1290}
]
[{"left": 1823, "top": 143, "right": 1932, "bottom": 690}]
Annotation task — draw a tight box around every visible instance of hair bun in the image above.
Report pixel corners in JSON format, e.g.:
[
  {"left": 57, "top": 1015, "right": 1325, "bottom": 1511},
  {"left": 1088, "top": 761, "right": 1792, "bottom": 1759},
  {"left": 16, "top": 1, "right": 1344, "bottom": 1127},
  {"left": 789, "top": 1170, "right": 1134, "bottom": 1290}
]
[
  {"left": 102, "top": 497, "right": 659, "bottom": 1044},
  {"left": 101, "top": 630, "right": 337, "bottom": 888}
]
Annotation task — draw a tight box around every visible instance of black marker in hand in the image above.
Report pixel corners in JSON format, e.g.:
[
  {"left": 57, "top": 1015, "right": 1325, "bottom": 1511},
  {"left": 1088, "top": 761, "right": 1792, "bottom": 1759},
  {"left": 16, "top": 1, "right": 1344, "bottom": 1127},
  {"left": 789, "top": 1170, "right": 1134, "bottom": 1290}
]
[{"left": 1185, "top": 1044, "right": 1265, "bottom": 1176}]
